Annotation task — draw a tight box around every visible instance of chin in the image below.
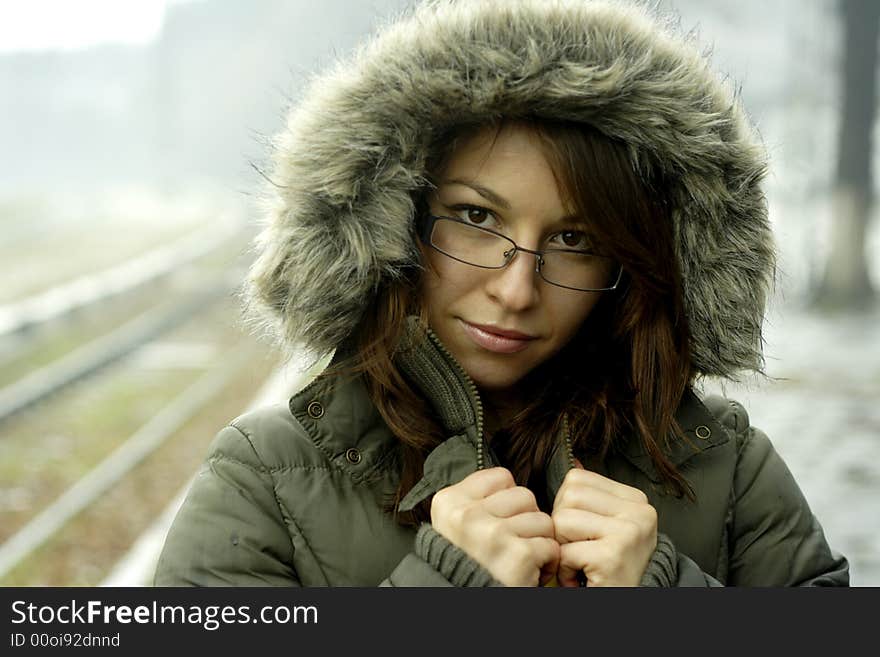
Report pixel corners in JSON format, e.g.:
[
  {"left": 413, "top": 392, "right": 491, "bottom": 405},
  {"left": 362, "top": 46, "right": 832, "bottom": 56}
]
[{"left": 462, "top": 360, "right": 532, "bottom": 392}]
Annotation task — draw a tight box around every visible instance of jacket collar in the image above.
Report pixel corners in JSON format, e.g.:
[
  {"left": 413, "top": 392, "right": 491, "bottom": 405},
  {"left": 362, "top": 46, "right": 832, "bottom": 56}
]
[
  {"left": 395, "top": 318, "right": 486, "bottom": 511},
  {"left": 620, "top": 388, "right": 730, "bottom": 481},
  {"left": 542, "top": 387, "right": 731, "bottom": 498},
  {"left": 393, "top": 317, "right": 730, "bottom": 509},
  {"left": 394, "top": 317, "right": 483, "bottom": 451}
]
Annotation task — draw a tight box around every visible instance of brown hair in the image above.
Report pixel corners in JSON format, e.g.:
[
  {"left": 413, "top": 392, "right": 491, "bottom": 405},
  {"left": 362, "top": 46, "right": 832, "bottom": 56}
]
[{"left": 320, "top": 116, "right": 695, "bottom": 526}]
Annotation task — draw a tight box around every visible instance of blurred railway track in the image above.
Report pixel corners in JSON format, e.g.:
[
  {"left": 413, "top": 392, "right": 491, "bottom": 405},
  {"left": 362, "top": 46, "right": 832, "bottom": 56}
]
[
  {"left": 0, "top": 219, "right": 248, "bottom": 425},
  {"left": 0, "top": 217, "right": 241, "bottom": 338},
  {"left": 0, "top": 342, "right": 253, "bottom": 580},
  {"left": 0, "top": 220, "right": 286, "bottom": 585},
  {"left": 0, "top": 278, "right": 232, "bottom": 424},
  {"left": 100, "top": 353, "right": 331, "bottom": 587}
]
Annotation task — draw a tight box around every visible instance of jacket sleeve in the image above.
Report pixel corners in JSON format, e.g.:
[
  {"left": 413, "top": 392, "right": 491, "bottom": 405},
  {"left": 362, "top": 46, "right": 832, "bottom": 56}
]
[
  {"left": 153, "top": 426, "right": 300, "bottom": 586},
  {"left": 724, "top": 410, "right": 849, "bottom": 586},
  {"left": 642, "top": 400, "right": 849, "bottom": 587},
  {"left": 380, "top": 524, "right": 503, "bottom": 586}
]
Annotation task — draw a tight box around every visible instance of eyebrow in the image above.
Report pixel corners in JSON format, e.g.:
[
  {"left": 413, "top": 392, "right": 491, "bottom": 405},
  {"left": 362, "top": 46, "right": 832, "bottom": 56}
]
[
  {"left": 443, "top": 179, "right": 511, "bottom": 210},
  {"left": 441, "top": 178, "right": 582, "bottom": 225}
]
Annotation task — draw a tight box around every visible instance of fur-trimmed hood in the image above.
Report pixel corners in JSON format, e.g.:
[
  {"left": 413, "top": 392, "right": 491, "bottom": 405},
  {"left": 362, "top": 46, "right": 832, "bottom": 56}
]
[{"left": 247, "top": 0, "right": 775, "bottom": 379}]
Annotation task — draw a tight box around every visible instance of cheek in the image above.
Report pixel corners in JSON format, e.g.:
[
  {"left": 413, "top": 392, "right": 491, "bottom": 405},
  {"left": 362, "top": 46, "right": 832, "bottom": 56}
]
[
  {"left": 421, "top": 253, "right": 477, "bottom": 306},
  {"left": 548, "top": 293, "right": 601, "bottom": 342}
]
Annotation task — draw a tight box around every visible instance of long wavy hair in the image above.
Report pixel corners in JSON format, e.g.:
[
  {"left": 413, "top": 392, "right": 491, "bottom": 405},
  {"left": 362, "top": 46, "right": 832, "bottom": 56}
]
[{"left": 319, "top": 116, "right": 695, "bottom": 526}]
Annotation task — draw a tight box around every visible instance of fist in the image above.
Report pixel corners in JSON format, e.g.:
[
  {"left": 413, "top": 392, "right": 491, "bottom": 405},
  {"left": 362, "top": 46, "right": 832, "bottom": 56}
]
[
  {"left": 552, "top": 463, "right": 657, "bottom": 587},
  {"left": 431, "top": 467, "right": 560, "bottom": 586}
]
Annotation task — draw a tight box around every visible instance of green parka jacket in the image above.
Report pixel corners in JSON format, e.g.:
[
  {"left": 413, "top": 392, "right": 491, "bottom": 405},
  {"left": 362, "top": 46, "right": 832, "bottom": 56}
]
[
  {"left": 155, "top": 0, "right": 849, "bottom": 586},
  {"left": 155, "top": 322, "right": 847, "bottom": 586}
]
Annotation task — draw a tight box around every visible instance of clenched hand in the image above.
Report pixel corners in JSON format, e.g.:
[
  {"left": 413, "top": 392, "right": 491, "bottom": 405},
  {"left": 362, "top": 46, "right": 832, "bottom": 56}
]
[
  {"left": 552, "top": 460, "right": 658, "bottom": 586},
  {"left": 430, "top": 467, "right": 560, "bottom": 586}
]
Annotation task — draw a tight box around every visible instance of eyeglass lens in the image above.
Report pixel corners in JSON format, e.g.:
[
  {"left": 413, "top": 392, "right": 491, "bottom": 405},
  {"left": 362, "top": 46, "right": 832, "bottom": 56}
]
[{"left": 430, "top": 217, "right": 619, "bottom": 291}]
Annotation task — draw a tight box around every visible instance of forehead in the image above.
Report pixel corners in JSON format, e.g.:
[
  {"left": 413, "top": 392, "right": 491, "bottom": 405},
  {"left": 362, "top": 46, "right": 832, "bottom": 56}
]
[{"left": 435, "top": 123, "right": 572, "bottom": 214}]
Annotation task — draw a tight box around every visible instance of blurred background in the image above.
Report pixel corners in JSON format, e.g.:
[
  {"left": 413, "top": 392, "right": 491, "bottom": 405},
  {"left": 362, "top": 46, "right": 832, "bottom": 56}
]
[{"left": 0, "top": 0, "right": 876, "bottom": 586}]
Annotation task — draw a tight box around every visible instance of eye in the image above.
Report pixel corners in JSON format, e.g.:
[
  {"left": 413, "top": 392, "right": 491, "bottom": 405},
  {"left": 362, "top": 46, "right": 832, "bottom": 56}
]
[
  {"left": 450, "top": 204, "right": 497, "bottom": 227},
  {"left": 551, "top": 230, "right": 590, "bottom": 250}
]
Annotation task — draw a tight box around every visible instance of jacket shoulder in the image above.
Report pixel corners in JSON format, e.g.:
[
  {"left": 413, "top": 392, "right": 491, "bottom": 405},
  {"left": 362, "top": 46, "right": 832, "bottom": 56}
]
[
  {"left": 699, "top": 395, "right": 782, "bottom": 471},
  {"left": 222, "top": 374, "right": 395, "bottom": 476},
  {"left": 699, "top": 394, "right": 751, "bottom": 437},
  {"left": 698, "top": 394, "right": 848, "bottom": 585},
  {"left": 698, "top": 394, "right": 778, "bottom": 481},
  {"left": 210, "top": 402, "right": 326, "bottom": 471}
]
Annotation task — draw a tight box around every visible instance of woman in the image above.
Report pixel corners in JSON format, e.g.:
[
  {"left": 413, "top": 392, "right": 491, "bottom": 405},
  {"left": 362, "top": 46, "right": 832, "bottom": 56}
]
[{"left": 154, "top": 0, "right": 848, "bottom": 586}]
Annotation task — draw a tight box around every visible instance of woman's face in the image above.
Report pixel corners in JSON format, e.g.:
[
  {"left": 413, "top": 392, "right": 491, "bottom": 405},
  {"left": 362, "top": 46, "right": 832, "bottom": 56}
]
[{"left": 420, "top": 123, "right": 606, "bottom": 397}]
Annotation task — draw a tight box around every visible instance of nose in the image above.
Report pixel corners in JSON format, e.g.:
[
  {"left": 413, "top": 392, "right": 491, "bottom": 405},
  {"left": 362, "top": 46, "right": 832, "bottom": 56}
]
[{"left": 484, "top": 248, "right": 541, "bottom": 311}]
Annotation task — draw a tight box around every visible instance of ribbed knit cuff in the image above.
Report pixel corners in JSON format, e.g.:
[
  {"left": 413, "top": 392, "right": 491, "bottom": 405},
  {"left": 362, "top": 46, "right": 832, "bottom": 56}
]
[
  {"left": 414, "top": 524, "right": 503, "bottom": 587},
  {"left": 639, "top": 532, "right": 678, "bottom": 587}
]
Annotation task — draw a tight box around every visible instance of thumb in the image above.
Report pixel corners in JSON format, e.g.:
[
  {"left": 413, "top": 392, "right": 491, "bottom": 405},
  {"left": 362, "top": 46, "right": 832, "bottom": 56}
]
[{"left": 556, "top": 562, "right": 583, "bottom": 587}]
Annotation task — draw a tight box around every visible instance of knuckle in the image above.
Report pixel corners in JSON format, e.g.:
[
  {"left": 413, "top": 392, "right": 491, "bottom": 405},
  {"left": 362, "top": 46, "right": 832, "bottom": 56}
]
[
  {"left": 620, "top": 519, "right": 641, "bottom": 542},
  {"left": 641, "top": 503, "right": 658, "bottom": 527},
  {"left": 448, "top": 504, "right": 469, "bottom": 529},
  {"left": 516, "top": 486, "right": 538, "bottom": 508},
  {"left": 430, "top": 492, "right": 451, "bottom": 520},
  {"left": 431, "top": 487, "right": 450, "bottom": 508},
  {"left": 556, "top": 485, "right": 574, "bottom": 508},
  {"left": 488, "top": 467, "right": 515, "bottom": 486},
  {"left": 565, "top": 468, "right": 587, "bottom": 485},
  {"left": 485, "top": 519, "right": 507, "bottom": 545},
  {"left": 602, "top": 545, "right": 621, "bottom": 571},
  {"left": 459, "top": 503, "right": 481, "bottom": 525},
  {"left": 554, "top": 505, "right": 576, "bottom": 525},
  {"left": 551, "top": 506, "right": 569, "bottom": 524},
  {"left": 538, "top": 511, "right": 555, "bottom": 533},
  {"left": 509, "top": 541, "right": 531, "bottom": 564},
  {"left": 628, "top": 504, "right": 656, "bottom": 536}
]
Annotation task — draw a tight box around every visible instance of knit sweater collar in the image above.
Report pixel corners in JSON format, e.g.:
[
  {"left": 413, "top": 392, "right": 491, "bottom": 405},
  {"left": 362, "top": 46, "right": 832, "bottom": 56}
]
[{"left": 394, "top": 316, "right": 574, "bottom": 511}]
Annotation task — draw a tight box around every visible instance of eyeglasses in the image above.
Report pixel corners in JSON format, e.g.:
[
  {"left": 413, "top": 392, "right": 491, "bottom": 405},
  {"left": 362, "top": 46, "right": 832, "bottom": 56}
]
[{"left": 417, "top": 215, "right": 623, "bottom": 292}]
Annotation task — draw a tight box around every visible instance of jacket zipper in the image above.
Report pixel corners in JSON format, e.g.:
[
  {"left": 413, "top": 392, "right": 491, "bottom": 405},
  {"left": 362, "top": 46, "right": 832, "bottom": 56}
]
[
  {"left": 425, "top": 326, "right": 486, "bottom": 470},
  {"left": 301, "top": 327, "right": 561, "bottom": 476},
  {"left": 562, "top": 412, "right": 575, "bottom": 469}
]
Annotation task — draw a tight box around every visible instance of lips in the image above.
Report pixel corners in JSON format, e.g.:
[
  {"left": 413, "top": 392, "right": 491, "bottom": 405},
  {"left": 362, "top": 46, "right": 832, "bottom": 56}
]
[
  {"left": 468, "top": 322, "right": 536, "bottom": 340},
  {"left": 460, "top": 319, "right": 537, "bottom": 354}
]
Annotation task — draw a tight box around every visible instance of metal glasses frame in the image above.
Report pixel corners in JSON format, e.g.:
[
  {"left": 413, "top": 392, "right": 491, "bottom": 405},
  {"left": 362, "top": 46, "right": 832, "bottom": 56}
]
[{"left": 417, "top": 214, "right": 623, "bottom": 292}]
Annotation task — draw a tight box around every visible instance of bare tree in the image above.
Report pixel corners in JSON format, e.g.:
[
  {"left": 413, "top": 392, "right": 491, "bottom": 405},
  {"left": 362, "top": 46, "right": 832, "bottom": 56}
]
[{"left": 815, "top": 0, "right": 879, "bottom": 308}]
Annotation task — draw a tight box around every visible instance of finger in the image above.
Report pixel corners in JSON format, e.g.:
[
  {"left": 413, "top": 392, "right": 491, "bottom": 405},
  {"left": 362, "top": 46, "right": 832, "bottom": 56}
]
[
  {"left": 556, "top": 469, "right": 648, "bottom": 506},
  {"left": 561, "top": 468, "right": 648, "bottom": 502},
  {"left": 557, "top": 540, "right": 606, "bottom": 586},
  {"left": 553, "top": 507, "right": 605, "bottom": 543},
  {"left": 556, "top": 546, "right": 585, "bottom": 588},
  {"left": 538, "top": 565, "right": 558, "bottom": 587},
  {"left": 561, "top": 537, "right": 654, "bottom": 588},
  {"left": 553, "top": 507, "right": 634, "bottom": 544},
  {"left": 503, "top": 511, "right": 555, "bottom": 539},
  {"left": 483, "top": 486, "right": 539, "bottom": 517},
  {"left": 457, "top": 467, "right": 516, "bottom": 499},
  {"left": 554, "top": 482, "right": 647, "bottom": 518},
  {"left": 527, "top": 536, "right": 560, "bottom": 577}
]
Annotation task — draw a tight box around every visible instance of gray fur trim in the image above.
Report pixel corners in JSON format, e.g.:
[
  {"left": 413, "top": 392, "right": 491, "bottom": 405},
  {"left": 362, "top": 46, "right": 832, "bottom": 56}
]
[{"left": 246, "top": 0, "right": 775, "bottom": 378}]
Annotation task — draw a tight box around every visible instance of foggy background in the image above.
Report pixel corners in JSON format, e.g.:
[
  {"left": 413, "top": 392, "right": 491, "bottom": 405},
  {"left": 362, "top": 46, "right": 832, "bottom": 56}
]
[{"left": 0, "top": 0, "right": 877, "bottom": 586}]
